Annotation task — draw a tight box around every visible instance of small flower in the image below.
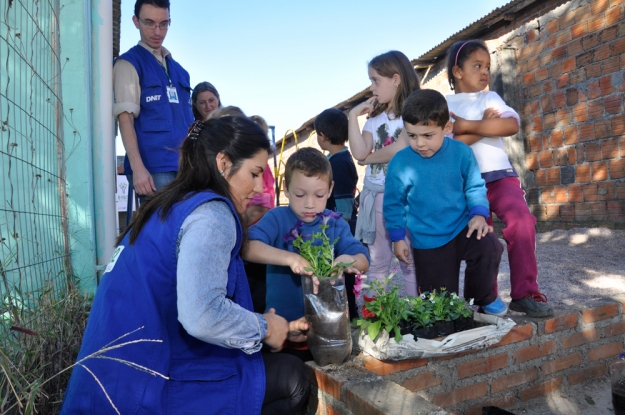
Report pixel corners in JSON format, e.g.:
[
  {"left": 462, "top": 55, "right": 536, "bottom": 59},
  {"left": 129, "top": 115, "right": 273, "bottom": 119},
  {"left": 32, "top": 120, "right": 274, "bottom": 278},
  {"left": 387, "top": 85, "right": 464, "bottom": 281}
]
[
  {"left": 469, "top": 298, "right": 474, "bottom": 306},
  {"left": 383, "top": 136, "right": 394, "bottom": 147},
  {"left": 317, "top": 210, "right": 343, "bottom": 225},
  {"left": 420, "top": 293, "right": 426, "bottom": 300},
  {"left": 284, "top": 220, "right": 304, "bottom": 242},
  {"left": 352, "top": 272, "right": 369, "bottom": 300},
  {"left": 619, "top": 352, "right": 625, "bottom": 360}
]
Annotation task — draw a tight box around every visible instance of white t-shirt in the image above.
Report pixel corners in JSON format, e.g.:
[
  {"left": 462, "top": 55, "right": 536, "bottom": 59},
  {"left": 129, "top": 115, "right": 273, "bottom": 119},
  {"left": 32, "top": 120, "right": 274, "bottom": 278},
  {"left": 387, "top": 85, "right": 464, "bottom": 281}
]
[
  {"left": 362, "top": 111, "right": 404, "bottom": 186},
  {"left": 446, "top": 91, "right": 520, "bottom": 174}
]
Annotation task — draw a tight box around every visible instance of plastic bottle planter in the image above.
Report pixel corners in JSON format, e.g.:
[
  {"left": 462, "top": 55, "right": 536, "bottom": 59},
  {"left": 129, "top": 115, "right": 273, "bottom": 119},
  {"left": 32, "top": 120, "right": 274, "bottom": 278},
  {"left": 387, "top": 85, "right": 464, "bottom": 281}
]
[
  {"left": 302, "top": 275, "right": 352, "bottom": 366},
  {"left": 611, "top": 360, "right": 625, "bottom": 415}
]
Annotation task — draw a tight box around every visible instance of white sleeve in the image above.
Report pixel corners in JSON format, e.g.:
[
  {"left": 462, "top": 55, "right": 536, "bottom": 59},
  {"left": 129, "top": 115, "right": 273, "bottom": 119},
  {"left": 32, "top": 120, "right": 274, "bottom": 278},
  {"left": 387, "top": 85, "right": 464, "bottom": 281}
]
[{"left": 485, "top": 91, "right": 520, "bottom": 125}]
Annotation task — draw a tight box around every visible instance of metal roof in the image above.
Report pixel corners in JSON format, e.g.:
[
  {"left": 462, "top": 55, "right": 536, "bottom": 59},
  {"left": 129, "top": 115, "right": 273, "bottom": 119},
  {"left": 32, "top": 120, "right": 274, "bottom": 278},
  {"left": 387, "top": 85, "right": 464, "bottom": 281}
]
[{"left": 283, "top": 0, "right": 542, "bottom": 143}]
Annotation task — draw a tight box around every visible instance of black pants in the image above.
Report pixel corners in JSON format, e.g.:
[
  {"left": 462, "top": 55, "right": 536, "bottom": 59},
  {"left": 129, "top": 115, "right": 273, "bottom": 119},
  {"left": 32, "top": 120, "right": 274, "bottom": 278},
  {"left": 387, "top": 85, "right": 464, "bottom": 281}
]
[
  {"left": 412, "top": 227, "right": 503, "bottom": 306},
  {"left": 262, "top": 351, "right": 310, "bottom": 415},
  {"left": 245, "top": 261, "right": 267, "bottom": 313}
]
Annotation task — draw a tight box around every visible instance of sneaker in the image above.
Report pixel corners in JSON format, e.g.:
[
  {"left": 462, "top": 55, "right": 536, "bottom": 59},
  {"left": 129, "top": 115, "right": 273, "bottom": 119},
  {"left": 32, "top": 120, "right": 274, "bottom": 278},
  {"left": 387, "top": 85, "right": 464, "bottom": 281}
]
[
  {"left": 509, "top": 292, "right": 554, "bottom": 317},
  {"left": 480, "top": 297, "right": 508, "bottom": 317}
]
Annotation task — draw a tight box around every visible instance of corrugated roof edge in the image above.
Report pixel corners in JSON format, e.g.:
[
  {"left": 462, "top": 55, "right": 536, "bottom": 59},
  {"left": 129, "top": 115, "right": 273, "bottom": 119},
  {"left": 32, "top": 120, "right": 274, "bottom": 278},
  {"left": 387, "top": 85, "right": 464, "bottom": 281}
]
[{"left": 281, "top": 0, "right": 541, "bottom": 144}]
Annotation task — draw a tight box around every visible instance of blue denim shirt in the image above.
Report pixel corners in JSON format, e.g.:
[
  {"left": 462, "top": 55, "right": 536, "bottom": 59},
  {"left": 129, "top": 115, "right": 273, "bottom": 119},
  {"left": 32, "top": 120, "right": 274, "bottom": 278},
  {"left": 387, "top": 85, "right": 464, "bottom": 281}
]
[{"left": 177, "top": 201, "right": 267, "bottom": 353}]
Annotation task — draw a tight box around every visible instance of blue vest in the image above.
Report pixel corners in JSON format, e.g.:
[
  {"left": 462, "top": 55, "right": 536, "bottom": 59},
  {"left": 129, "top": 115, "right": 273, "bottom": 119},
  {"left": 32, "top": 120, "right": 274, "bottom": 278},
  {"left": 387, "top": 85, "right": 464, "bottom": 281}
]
[
  {"left": 61, "top": 191, "right": 265, "bottom": 414},
  {"left": 117, "top": 45, "right": 194, "bottom": 175}
]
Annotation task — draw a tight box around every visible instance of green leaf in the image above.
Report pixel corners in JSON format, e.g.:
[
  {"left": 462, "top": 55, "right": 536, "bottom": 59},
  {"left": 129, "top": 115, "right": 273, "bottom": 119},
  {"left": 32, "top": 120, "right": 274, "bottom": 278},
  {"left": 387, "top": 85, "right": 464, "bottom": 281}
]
[{"left": 368, "top": 321, "right": 381, "bottom": 341}]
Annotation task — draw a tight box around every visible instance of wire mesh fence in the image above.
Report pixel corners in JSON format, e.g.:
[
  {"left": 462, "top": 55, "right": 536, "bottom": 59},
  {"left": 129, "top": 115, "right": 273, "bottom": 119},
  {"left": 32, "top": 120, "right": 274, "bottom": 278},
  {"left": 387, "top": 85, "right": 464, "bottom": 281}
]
[{"left": 0, "top": 0, "right": 72, "bottom": 316}]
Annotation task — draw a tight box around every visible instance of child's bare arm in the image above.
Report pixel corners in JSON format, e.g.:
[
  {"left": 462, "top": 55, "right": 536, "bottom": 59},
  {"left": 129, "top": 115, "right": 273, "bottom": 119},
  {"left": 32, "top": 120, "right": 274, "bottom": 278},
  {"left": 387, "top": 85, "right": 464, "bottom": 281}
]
[
  {"left": 348, "top": 98, "right": 375, "bottom": 160},
  {"left": 452, "top": 112, "right": 519, "bottom": 137},
  {"left": 244, "top": 240, "right": 313, "bottom": 275},
  {"left": 358, "top": 128, "right": 409, "bottom": 165},
  {"left": 334, "top": 253, "right": 369, "bottom": 274}
]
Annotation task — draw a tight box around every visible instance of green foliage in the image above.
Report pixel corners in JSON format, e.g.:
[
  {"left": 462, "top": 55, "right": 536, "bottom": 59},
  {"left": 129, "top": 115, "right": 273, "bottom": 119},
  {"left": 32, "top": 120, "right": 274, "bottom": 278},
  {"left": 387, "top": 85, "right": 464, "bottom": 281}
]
[
  {"left": 354, "top": 271, "right": 410, "bottom": 343},
  {"left": 292, "top": 220, "right": 353, "bottom": 279}
]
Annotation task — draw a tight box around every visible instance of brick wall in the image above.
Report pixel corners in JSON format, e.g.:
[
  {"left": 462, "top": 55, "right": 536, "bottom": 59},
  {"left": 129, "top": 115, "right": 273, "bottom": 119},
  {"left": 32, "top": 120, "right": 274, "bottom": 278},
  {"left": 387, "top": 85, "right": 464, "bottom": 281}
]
[
  {"left": 419, "top": 0, "right": 625, "bottom": 231},
  {"left": 306, "top": 298, "right": 625, "bottom": 414}
]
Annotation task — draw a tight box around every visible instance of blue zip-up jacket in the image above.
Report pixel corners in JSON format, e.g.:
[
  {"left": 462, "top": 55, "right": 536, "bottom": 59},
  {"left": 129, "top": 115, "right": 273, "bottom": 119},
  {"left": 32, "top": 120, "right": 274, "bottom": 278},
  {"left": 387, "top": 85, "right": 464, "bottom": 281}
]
[
  {"left": 117, "top": 45, "right": 194, "bottom": 175},
  {"left": 61, "top": 191, "right": 265, "bottom": 414}
]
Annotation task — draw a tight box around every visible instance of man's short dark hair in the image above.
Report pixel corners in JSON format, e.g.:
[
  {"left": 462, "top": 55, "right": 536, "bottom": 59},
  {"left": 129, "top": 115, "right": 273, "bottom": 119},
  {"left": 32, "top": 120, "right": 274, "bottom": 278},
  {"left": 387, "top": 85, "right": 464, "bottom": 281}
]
[
  {"left": 135, "top": 0, "right": 170, "bottom": 17},
  {"left": 285, "top": 147, "right": 333, "bottom": 190},
  {"left": 314, "top": 109, "right": 348, "bottom": 145},
  {"left": 401, "top": 89, "right": 450, "bottom": 128}
]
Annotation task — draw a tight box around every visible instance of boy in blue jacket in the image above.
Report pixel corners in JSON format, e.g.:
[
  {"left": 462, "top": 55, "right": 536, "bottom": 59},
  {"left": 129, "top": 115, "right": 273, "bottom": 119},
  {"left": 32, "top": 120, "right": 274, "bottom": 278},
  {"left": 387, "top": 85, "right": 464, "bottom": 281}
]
[{"left": 383, "top": 89, "right": 506, "bottom": 315}]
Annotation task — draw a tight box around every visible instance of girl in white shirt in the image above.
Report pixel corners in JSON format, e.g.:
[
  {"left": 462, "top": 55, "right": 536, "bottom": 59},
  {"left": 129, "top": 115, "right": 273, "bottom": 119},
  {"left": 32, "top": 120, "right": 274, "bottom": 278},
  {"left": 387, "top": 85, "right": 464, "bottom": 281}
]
[{"left": 446, "top": 40, "right": 553, "bottom": 318}]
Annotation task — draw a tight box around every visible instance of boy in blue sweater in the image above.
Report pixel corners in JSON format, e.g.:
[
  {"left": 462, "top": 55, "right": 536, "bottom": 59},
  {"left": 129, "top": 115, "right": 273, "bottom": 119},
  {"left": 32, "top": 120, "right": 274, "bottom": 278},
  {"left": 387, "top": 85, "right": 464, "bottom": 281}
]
[
  {"left": 245, "top": 147, "right": 369, "bottom": 324},
  {"left": 383, "top": 89, "right": 506, "bottom": 315}
]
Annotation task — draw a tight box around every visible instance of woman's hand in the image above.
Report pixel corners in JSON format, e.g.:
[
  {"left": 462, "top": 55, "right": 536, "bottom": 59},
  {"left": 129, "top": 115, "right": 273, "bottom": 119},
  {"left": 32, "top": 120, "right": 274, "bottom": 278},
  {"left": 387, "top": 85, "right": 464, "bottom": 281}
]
[
  {"left": 349, "top": 97, "right": 376, "bottom": 119},
  {"left": 263, "top": 308, "right": 289, "bottom": 352},
  {"left": 287, "top": 317, "right": 309, "bottom": 343}
]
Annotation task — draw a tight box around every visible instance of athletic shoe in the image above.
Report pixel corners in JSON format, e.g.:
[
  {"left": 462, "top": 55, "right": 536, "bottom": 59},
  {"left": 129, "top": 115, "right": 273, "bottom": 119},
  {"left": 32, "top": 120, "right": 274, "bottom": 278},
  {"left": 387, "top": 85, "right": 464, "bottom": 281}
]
[
  {"left": 480, "top": 297, "right": 508, "bottom": 317},
  {"left": 509, "top": 292, "right": 554, "bottom": 317}
]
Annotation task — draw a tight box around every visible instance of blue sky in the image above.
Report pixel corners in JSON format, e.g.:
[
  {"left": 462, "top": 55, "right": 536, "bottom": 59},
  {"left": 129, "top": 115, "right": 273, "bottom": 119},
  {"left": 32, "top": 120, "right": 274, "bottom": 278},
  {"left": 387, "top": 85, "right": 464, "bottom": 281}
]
[{"left": 116, "top": 0, "right": 510, "bottom": 154}]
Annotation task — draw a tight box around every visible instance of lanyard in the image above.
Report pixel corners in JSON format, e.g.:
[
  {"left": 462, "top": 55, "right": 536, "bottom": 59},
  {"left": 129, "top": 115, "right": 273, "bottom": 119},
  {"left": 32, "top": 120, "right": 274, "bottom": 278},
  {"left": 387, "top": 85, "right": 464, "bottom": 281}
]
[{"left": 160, "top": 57, "right": 172, "bottom": 87}]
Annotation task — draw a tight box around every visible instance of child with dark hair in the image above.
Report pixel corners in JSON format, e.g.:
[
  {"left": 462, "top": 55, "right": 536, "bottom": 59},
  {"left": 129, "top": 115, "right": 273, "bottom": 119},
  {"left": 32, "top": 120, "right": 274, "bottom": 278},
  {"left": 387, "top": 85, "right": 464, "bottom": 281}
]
[
  {"left": 384, "top": 89, "right": 507, "bottom": 316},
  {"left": 244, "top": 147, "right": 369, "bottom": 359},
  {"left": 315, "top": 108, "right": 358, "bottom": 230},
  {"left": 445, "top": 40, "right": 553, "bottom": 317}
]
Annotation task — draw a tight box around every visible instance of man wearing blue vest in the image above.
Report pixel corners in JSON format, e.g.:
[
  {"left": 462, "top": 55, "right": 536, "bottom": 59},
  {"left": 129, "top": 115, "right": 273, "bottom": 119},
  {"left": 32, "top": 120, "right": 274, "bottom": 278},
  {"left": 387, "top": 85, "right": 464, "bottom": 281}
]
[{"left": 114, "top": 0, "right": 193, "bottom": 200}]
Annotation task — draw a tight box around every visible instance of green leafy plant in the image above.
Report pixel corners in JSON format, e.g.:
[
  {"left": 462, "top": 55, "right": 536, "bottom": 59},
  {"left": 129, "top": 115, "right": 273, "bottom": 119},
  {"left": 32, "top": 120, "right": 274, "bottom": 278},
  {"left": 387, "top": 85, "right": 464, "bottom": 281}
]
[
  {"left": 407, "top": 294, "right": 434, "bottom": 329},
  {"left": 448, "top": 292, "right": 474, "bottom": 321},
  {"left": 354, "top": 269, "right": 410, "bottom": 342},
  {"left": 286, "top": 212, "right": 354, "bottom": 279}
]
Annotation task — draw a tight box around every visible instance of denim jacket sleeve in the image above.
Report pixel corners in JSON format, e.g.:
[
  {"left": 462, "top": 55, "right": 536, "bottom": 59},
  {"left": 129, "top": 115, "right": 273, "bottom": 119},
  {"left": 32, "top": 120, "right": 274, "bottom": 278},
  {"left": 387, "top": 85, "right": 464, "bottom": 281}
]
[{"left": 176, "top": 201, "right": 267, "bottom": 353}]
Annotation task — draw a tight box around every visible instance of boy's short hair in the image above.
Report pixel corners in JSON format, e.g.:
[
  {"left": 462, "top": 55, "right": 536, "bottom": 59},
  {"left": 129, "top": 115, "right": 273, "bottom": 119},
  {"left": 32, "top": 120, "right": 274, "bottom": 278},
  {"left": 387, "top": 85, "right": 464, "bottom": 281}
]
[
  {"left": 401, "top": 89, "right": 450, "bottom": 128},
  {"left": 314, "top": 109, "right": 348, "bottom": 145},
  {"left": 285, "top": 147, "right": 333, "bottom": 189}
]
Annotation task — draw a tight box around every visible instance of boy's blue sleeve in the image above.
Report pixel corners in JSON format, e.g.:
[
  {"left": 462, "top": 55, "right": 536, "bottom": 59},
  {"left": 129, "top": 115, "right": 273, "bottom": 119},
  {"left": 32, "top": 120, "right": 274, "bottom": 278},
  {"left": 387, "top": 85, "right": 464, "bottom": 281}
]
[
  {"left": 248, "top": 209, "right": 280, "bottom": 246},
  {"left": 462, "top": 147, "right": 490, "bottom": 218},
  {"left": 333, "top": 219, "right": 370, "bottom": 262},
  {"left": 383, "top": 154, "right": 409, "bottom": 242}
]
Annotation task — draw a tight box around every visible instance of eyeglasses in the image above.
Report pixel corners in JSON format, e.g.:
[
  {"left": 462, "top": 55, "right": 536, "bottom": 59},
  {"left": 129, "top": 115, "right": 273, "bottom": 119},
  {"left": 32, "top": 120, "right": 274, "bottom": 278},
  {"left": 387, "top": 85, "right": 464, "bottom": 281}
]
[{"left": 138, "top": 17, "right": 170, "bottom": 31}]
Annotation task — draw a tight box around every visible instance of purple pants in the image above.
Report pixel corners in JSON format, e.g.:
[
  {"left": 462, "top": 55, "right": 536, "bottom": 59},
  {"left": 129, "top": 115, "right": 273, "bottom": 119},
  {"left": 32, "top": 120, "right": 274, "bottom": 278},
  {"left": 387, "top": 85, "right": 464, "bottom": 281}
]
[
  {"left": 367, "top": 193, "right": 417, "bottom": 296},
  {"left": 486, "top": 177, "right": 540, "bottom": 300}
]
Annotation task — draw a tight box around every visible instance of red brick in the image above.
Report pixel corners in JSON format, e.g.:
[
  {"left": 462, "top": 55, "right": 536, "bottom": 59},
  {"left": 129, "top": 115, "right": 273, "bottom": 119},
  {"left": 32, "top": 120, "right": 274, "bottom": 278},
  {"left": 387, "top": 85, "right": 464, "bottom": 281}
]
[
  {"left": 568, "top": 364, "right": 607, "bottom": 385},
  {"left": 563, "top": 328, "right": 601, "bottom": 348},
  {"left": 402, "top": 371, "right": 443, "bottom": 392},
  {"left": 532, "top": 116, "right": 544, "bottom": 133},
  {"left": 564, "top": 126, "right": 579, "bottom": 144},
  {"left": 612, "top": 115, "right": 625, "bottom": 135},
  {"left": 568, "top": 184, "right": 582, "bottom": 202},
  {"left": 608, "top": 201, "right": 625, "bottom": 220},
  {"left": 576, "top": 164, "right": 591, "bottom": 183},
  {"left": 494, "top": 324, "right": 534, "bottom": 348},
  {"left": 610, "top": 159, "right": 625, "bottom": 179},
  {"left": 557, "top": 108, "right": 571, "bottom": 124},
  {"left": 600, "top": 75, "right": 615, "bottom": 95},
  {"left": 606, "top": 5, "right": 624, "bottom": 25},
  {"left": 544, "top": 312, "right": 579, "bottom": 333},
  {"left": 535, "top": 67, "right": 548, "bottom": 82},
  {"left": 583, "top": 183, "right": 599, "bottom": 201},
  {"left": 585, "top": 62, "right": 602, "bottom": 79},
  {"left": 589, "top": 14, "right": 606, "bottom": 32},
  {"left": 598, "top": 183, "right": 615, "bottom": 200},
  {"left": 603, "top": 56, "right": 620, "bottom": 74},
  {"left": 588, "top": 99, "right": 604, "bottom": 119},
  {"left": 579, "top": 123, "right": 596, "bottom": 142},
  {"left": 571, "top": 21, "right": 589, "bottom": 38},
  {"left": 582, "top": 303, "right": 620, "bottom": 323},
  {"left": 617, "top": 182, "right": 625, "bottom": 198},
  {"left": 601, "top": 25, "right": 618, "bottom": 43},
  {"left": 310, "top": 367, "right": 344, "bottom": 400},
  {"left": 601, "top": 139, "right": 619, "bottom": 159},
  {"left": 611, "top": 38, "right": 625, "bottom": 56},
  {"left": 541, "top": 352, "right": 583, "bottom": 375},
  {"left": 541, "top": 187, "right": 555, "bottom": 204},
  {"left": 588, "top": 342, "right": 624, "bottom": 362},
  {"left": 605, "top": 321, "right": 625, "bottom": 337},
  {"left": 523, "top": 72, "right": 535, "bottom": 85},
  {"left": 575, "top": 203, "right": 592, "bottom": 220},
  {"left": 572, "top": 103, "right": 588, "bottom": 123},
  {"left": 433, "top": 382, "right": 488, "bottom": 408},
  {"left": 359, "top": 354, "right": 426, "bottom": 376},
  {"left": 554, "top": 186, "right": 568, "bottom": 203},
  {"left": 556, "top": 73, "right": 569, "bottom": 88},
  {"left": 539, "top": 150, "right": 554, "bottom": 168},
  {"left": 491, "top": 368, "right": 538, "bottom": 394},
  {"left": 526, "top": 153, "right": 539, "bottom": 170},
  {"left": 557, "top": 30, "right": 572, "bottom": 47},
  {"left": 513, "top": 340, "right": 557, "bottom": 364},
  {"left": 591, "top": 0, "right": 609, "bottom": 14},
  {"left": 561, "top": 204, "right": 575, "bottom": 221},
  {"left": 586, "top": 142, "right": 602, "bottom": 161},
  {"left": 529, "top": 135, "right": 543, "bottom": 152},
  {"left": 547, "top": 167, "right": 561, "bottom": 185},
  {"left": 592, "top": 161, "right": 608, "bottom": 181},
  {"left": 568, "top": 147, "right": 577, "bottom": 164},
  {"left": 456, "top": 353, "right": 508, "bottom": 379},
  {"left": 541, "top": 95, "right": 554, "bottom": 112},
  {"left": 605, "top": 95, "right": 623, "bottom": 114},
  {"left": 562, "top": 57, "right": 576, "bottom": 73},
  {"left": 594, "top": 44, "right": 611, "bottom": 63},
  {"left": 520, "top": 377, "right": 564, "bottom": 402},
  {"left": 535, "top": 170, "right": 547, "bottom": 186}
]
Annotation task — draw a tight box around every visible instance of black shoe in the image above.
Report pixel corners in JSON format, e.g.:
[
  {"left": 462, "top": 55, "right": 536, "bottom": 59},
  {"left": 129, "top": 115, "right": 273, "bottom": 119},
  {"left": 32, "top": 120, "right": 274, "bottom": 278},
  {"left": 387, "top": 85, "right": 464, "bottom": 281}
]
[{"left": 509, "top": 292, "right": 553, "bottom": 317}]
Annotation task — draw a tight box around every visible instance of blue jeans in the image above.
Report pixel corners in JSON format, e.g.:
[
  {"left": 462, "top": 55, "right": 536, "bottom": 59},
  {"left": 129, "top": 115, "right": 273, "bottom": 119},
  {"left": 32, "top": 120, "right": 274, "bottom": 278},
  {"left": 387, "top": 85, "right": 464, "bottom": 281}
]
[{"left": 126, "top": 172, "right": 177, "bottom": 225}]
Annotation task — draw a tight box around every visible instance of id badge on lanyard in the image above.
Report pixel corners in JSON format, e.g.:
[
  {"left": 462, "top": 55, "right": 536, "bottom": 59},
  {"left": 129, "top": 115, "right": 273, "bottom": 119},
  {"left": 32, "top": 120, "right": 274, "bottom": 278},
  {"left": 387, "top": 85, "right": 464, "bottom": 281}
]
[{"left": 167, "top": 85, "right": 179, "bottom": 103}]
